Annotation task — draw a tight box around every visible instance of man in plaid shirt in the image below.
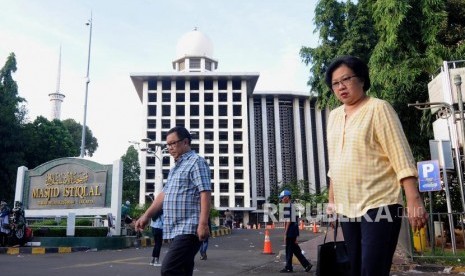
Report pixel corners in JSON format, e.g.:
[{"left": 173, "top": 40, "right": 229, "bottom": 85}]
[{"left": 136, "top": 126, "right": 211, "bottom": 276}]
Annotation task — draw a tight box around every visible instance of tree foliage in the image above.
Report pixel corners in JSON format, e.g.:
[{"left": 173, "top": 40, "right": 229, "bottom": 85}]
[
  {"left": 301, "top": 0, "right": 465, "bottom": 161},
  {"left": 62, "top": 118, "right": 98, "bottom": 157},
  {"left": 0, "top": 53, "right": 25, "bottom": 204},
  {"left": 0, "top": 53, "right": 100, "bottom": 204},
  {"left": 121, "top": 145, "right": 140, "bottom": 204}
]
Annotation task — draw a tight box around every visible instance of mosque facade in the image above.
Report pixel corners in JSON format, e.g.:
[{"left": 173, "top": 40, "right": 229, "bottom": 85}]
[{"left": 130, "top": 29, "right": 328, "bottom": 226}]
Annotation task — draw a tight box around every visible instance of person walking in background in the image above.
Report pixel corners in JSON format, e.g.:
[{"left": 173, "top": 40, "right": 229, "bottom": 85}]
[
  {"left": 150, "top": 213, "right": 163, "bottom": 266},
  {"left": 278, "top": 190, "right": 312, "bottom": 273},
  {"left": 224, "top": 209, "right": 233, "bottom": 229},
  {"left": 325, "top": 55, "right": 428, "bottom": 276},
  {"left": 199, "top": 218, "right": 211, "bottom": 260},
  {"left": 135, "top": 126, "right": 211, "bottom": 276},
  {"left": 0, "top": 201, "right": 10, "bottom": 247}
]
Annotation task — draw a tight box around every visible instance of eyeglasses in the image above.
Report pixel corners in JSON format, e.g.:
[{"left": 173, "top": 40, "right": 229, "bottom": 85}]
[
  {"left": 331, "top": 75, "right": 357, "bottom": 89},
  {"left": 166, "top": 139, "right": 184, "bottom": 148}
]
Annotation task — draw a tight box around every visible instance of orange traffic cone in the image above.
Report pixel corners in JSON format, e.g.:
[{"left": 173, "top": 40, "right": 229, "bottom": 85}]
[
  {"left": 312, "top": 222, "right": 318, "bottom": 233},
  {"left": 262, "top": 229, "right": 273, "bottom": 254}
]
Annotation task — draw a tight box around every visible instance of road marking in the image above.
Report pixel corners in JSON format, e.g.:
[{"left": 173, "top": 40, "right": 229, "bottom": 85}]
[{"left": 53, "top": 257, "right": 147, "bottom": 269}]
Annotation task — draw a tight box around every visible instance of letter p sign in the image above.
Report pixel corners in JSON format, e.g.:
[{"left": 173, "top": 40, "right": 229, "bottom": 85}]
[
  {"left": 417, "top": 160, "right": 441, "bottom": 192},
  {"left": 422, "top": 164, "right": 434, "bottom": 178}
]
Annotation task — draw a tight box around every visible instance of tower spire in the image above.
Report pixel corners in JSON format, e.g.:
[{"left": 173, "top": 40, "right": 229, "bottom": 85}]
[{"left": 49, "top": 45, "right": 65, "bottom": 120}]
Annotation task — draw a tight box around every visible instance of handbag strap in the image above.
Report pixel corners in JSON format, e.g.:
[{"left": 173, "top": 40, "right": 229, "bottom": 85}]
[{"left": 323, "top": 218, "right": 339, "bottom": 244}]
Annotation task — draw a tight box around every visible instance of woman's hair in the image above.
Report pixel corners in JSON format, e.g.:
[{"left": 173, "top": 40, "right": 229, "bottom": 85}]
[
  {"left": 167, "top": 126, "right": 192, "bottom": 144},
  {"left": 325, "top": 55, "right": 371, "bottom": 92}
]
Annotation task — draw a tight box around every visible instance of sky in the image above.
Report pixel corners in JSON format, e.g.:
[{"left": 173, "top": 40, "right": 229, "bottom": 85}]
[{"left": 0, "top": 0, "right": 319, "bottom": 165}]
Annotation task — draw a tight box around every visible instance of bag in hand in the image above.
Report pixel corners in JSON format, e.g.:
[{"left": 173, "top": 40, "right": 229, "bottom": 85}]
[{"left": 316, "top": 220, "right": 350, "bottom": 276}]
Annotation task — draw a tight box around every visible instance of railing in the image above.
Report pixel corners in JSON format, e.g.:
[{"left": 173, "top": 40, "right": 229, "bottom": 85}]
[{"left": 399, "top": 212, "right": 465, "bottom": 259}]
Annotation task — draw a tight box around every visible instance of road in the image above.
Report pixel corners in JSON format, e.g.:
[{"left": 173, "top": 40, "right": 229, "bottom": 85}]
[{"left": 0, "top": 228, "right": 447, "bottom": 275}]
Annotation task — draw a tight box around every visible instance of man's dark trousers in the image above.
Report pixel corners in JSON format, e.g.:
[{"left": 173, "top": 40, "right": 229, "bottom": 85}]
[{"left": 161, "top": 234, "right": 201, "bottom": 276}]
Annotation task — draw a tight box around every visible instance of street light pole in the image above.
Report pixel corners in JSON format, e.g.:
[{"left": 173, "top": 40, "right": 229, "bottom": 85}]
[{"left": 80, "top": 13, "right": 93, "bottom": 158}]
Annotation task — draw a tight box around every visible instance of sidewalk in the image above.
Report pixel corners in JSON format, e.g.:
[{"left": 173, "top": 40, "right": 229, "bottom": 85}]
[{"left": 294, "top": 228, "right": 465, "bottom": 275}]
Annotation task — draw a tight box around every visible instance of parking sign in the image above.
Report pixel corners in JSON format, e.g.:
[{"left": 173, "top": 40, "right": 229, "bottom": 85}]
[{"left": 417, "top": 160, "right": 442, "bottom": 192}]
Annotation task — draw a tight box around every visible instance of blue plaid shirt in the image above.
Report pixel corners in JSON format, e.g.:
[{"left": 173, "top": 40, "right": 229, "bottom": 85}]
[{"left": 162, "top": 150, "right": 211, "bottom": 239}]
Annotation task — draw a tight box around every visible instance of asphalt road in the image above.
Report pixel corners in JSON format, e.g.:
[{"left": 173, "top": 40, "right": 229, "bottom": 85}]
[
  {"left": 0, "top": 228, "right": 448, "bottom": 275},
  {"left": 0, "top": 228, "right": 318, "bottom": 276}
]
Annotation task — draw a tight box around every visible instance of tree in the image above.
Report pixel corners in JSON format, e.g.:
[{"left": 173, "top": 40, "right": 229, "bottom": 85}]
[
  {"left": 300, "top": 0, "right": 465, "bottom": 211},
  {"left": 22, "top": 116, "right": 77, "bottom": 169},
  {"left": 0, "top": 53, "right": 25, "bottom": 204},
  {"left": 62, "top": 118, "right": 98, "bottom": 157},
  {"left": 121, "top": 145, "right": 140, "bottom": 204}
]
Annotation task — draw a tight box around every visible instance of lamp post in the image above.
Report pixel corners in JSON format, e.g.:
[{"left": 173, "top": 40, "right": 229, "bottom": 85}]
[
  {"left": 140, "top": 138, "right": 166, "bottom": 200},
  {"left": 80, "top": 14, "right": 92, "bottom": 158},
  {"left": 454, "top": 74, "right": 465, "bottom": 158}
]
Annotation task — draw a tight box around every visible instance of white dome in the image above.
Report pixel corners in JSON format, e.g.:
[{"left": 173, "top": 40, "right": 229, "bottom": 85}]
[{"left": 176, "top": 29, "right": 214, "bottom": 59}]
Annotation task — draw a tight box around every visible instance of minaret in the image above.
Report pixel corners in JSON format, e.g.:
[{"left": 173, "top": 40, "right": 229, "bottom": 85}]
[{"left": 49, "top": 46, "right": 65, "bottom": 120}]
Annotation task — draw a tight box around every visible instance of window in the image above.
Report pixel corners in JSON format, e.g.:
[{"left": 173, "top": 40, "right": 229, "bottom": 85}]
[
  {"left": 176, "top": 93, "right": 185, "bottom": 102},
  {"left": 205, "top": 105, "right": 213, "bottom": 116},
  {"left": 162, "top": 93, "right": 171, "bottom": 102},
  {"left": 148, "top": 80, "right": 157, "bottom": 90},
  {"left": 162, "top": 119, "right": 171, "bottom": 129},
  {"left": 220, "top": 170, "right": 229, "bottom": 179},
  {"left": 190, "top": 58, "right": 200, "bottom": 69},
  {"left": 232, "top": 79, "right": 241, "bottom": 90},
  {"left": 218, "top": 93, "right": 227, "bottom": 102},
  {"left": 148, "top": 105, "right": 157, "bottom": 116},
  {"left": 233, "top": 132, "right": 242, "bottom": 141},
  {"left": 176, "top": 105, "right": 185, "bottom": 116},
  {"left": 205, "top": 119, "right": 214, "bottom": 128},
  {"left": 176, "top": 119, "right": 185, "bottom": 126},
  {"left": 219, "top": 157, "right": 229, "bottom": 166},
  {"left": 219, "top": 119, "right": 228, "bottom": 128},
  {"left": 162, "top": 105, "right": 170, "bottom": 116},
  {"left": 190, "top": 119, "right": 199, "bottom": 128},
  {"left": 190, "top": 93, "right": 199, "bottom": 102},
  {"left": 234, "top": 157, "right": 243, "bottom": 166},
  {"left": 147, "top": 119, "right": 156, "bottom": 129},
  {"left": 204, "top": 93, "right": 213, "bottom": 102},
  {"left": 234, "top": 144, "right": 243, "bottom": 153},
  {"left": 204, "top": 79, "right": 214, "bottom": 90},
  {"left": 179, "top": 61, "right": 185, "bottom": 71},
  {"left": 148, "top": 93, "right": 157, "bottom": 102},
  {"left": 147, "top": 131, "right": 155, "bottom": 140},
  {"left": 205, "top": 131, "right": 214, "bottom": 140},
  {"left": 218, "top": 78, "right": 227, "bottom": 90},
  {"left": 190, "top": 79, "right": 199, "bottom": 90},
  {"left": 191, "top": 143, "right": 199, "bottom": 152},
  {"left": 205, "top": 61, "right": 212, "bottom": 71},
  {"left": 235, "top": 170, "right": 244, "bottom": 179},
  {"left": 220, "top": 196, "right": 229, "bottom": 207},
  {"left": 190, "top": 105, "right": 199, "bottom": 116},
  {"left": 233, "top": 105, "right": 241, "bottom": 116},
  {"left": 220, "top": 183, "right": 229, "bottom": 193},
  {"left": 205, "top": 144, "right": 214, "bottom": 154},
  {"left": 219, "top": 144, "right": 228, "bottom": 154},
  {"left": 147, "top": 157, "right": 155, "bottom": 166},
  {"left": 233, "top": 93, "right": 241, "bottom": 102},
  {"left": 146, "top": 170, "right": 155, "bottom": 179},
  {"left": 218, "top": 105, "right": 227, "bottom": 116},
  {"left": 235, "top": 183, "right": 244, "bottom": 193},
  {"left": 219, "top": 131, "right": 228, "bottom": 140},
  {"left": 233, "top": 119, "right": 242, "bottom": 128},
  {"left": 162, "top": 79, "right": 171, "bottom": 90},
  {"left": 176, "top": 80, "right": 185, "bottom": 90},
  {"left": 235, "top": 196, "right": 244, "bottom": 207}
]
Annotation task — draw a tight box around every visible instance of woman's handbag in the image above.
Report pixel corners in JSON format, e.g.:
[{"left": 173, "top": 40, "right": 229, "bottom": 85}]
[{"left": 316, "top": 220, "right": 351, "bottom": 276}]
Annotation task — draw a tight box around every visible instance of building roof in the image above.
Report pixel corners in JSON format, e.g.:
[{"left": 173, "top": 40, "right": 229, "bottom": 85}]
[{"left": 130, "top": 72, "right": 260, "bottom": 102}]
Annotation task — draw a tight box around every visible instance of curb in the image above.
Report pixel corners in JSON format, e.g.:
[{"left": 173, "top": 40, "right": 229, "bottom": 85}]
[
  {"left": 0, "top": 246, "right": 90, "bottom": 255},
  {"left": 0, "top": 228, "right": 233, "bottom": 254}
]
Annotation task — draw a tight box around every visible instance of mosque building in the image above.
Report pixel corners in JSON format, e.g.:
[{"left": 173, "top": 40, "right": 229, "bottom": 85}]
[{"left": 130, "top": 29, "right": 328, "bottom": 226}]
